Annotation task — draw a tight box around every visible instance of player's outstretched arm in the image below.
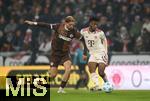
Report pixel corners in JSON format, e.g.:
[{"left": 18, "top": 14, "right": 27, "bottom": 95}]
[
  {"left": 102, "top": 37, "right": 109, "bottom": 65},
  {"left": 24, "top": 20, "right": 38, "bottom": 25},
  {"left": 24, "top": 20, "right": 51, "bottom": 28}
]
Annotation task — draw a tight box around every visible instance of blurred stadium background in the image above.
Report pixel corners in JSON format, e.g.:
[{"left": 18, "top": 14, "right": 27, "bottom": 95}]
[{"left": 0, "top": 0, "right": 150, "bottom": 101}]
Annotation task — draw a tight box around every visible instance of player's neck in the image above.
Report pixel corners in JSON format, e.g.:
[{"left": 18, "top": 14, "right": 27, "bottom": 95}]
[{"left": 89, "top": 27, "right": 95, "bottom": 33}]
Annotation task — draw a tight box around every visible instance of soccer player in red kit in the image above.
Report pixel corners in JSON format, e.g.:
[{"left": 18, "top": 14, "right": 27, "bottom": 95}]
[{"left": 25, "top": 16, "right": 81, "bottom": 93}]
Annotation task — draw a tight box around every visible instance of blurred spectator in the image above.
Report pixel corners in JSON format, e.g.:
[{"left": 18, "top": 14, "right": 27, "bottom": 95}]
[
  {"left": 4, "top": 18, "right": 17, "bottom": 34},
  {"left": 119, "top": 4, "right": 130, "bottom": 27},
  {"left": 23, "top": 28, "right": 32, "bottom": 50},
  {"left": 141, "top": 28, "right": 150, "bottom": 51},
  {"left": 130, "top": 15, "right": 143, "bottom": 39},
  {"left": 0, "top": 30, "right": 12, "bottom": 51},
  {"left": 0, "top": 15, "right": 6, "bottom": 31},
  {"left": 39, "top": 37, "right": 51, "bottom": 53},
  {"left": 11, "top": 29, "right": 24, "bottom": 51},
  {"left": 113, "top": 26, "right": 133, "bottom": 52},
  {"left": 134, "top": 35, "right": 144, "bottom": 52},
  {"left": 0, "top": 30, "right": 5, "bottom": 50},
  {"left": 100, "top": 16, "right": 109, "bottom": 32},
  {"left": 142, "top": 17, "right": 150, "bottom": 33}
]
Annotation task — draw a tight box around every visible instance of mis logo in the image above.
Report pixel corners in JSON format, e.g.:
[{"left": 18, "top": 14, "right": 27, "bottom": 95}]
[{"left": 6, "top": 70, "right": 49, "bottom": 96}]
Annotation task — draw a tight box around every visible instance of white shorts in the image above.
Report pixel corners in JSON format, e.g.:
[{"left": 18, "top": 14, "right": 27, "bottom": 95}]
[{"left": 88, "top": 52, "right": 108, "bottom": 65}]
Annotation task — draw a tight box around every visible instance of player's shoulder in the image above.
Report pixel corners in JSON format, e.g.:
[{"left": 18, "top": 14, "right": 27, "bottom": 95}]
[
  {"left": 80, "top": 27, "right": 89, "bottom": 33},
  {"left": 96, "top": 28, "right": 105, "bottom": 35},
  {"left": 96, "top": 28, "right": 103, "bottom": 33}
]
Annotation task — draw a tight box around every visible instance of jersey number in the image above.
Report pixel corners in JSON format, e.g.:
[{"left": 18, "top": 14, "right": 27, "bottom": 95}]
[{"left": 88, "top": 40, "right": 94, "bottom": 47}]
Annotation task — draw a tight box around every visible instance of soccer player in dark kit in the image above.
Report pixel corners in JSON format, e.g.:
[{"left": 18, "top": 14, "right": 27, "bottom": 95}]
[{"left": 24, "top": 16, "right": 81, "bottom": 93}]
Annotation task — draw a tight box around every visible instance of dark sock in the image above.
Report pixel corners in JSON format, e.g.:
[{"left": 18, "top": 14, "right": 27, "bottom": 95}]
[{"left": 60, "top": 81, "right": 67, "bottom": 88}]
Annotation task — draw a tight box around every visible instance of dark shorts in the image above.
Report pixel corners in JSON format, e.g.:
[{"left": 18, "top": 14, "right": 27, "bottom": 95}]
[{"left": 50, "top": 51, "right": 71, "bottom": 67}]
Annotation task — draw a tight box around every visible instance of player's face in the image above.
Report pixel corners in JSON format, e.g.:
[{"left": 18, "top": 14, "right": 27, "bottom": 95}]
[
  {"left": 89, "top": 21, "right": 98, "bottom": 32},
  {"left": 66, "top": 21, "right": 75, "bottom": 30}
]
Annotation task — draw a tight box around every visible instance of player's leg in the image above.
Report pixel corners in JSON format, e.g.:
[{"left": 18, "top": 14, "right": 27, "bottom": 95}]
[
  {"left": 98, "top": 63, "right": 108, "bottom": 82},
  {"left": 49, "top": 67, "right": 58, "bottom": 79},
  {"left": 88, "top": 54, "right": 101, "bottom": 90},
  {"left": 58, "top": 60, "right": 72, "bottom": 93},
  {"left": 98, "top": 63, "right": 113, "bottom": 93},
  {"left": 88, "top": 62, "right": 101, "bottom": 90},
  {"left": 75, "top": 64, "right": 87, "bottom": 89},
  {"left": 49, "top": 55, "right": 60, "bottom": 80},
  {"left": 62, "top": 60, "right": 72, "bottom": 87}
]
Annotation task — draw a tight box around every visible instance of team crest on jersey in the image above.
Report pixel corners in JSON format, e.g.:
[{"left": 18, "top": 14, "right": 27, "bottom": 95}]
[
  {"left": 50, "top": 62, "right": 54, "bottom": 66},
  {"left": 85, "top": 36, "right": 88, "bottom": 38},
  {"left": 70, "top": 34, "right": 74, "bottom": 38}
]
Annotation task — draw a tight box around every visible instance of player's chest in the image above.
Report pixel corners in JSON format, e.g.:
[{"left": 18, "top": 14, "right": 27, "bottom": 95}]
[
  {"left": 57, "top": 30, "right": 75, "bottom": 41},
  {"left": 84, "top": 33, "right": 99, "bottom": 41}
]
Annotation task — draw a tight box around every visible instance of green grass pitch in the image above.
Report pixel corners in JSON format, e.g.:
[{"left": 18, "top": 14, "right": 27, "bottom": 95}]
[{"left": 50, "top": 88, "right": 150, "bottom": 101}]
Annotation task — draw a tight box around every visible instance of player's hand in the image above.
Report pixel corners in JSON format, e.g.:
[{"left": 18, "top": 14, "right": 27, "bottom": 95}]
[
  {"left": 24, "top": 20, "right": 36, "bottom": 25},
  {"left": 83, "top": 55, "right": 87, "bottom": 61}
]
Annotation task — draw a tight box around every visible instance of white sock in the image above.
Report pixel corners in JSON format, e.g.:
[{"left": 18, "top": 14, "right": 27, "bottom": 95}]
[{"left": 91, "top": 73, "right": 100, "bottom": 87}]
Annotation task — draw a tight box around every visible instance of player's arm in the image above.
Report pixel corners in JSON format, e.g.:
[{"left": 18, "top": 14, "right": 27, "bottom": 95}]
[
  {"left": 80, "top": 37, "right": 88, "bottom": 56},
  {"left": 101, "top": 31, "right": 108, "bottom": 65},
  {"left": 103, "top": 37, "right": 108, "bottom": 54},
  {"left": 75, "top": 29, "right": 88, "bottom": 60},
  {"left": 101, "top": 31, "right": 108, "bottom": 53},
  {"left": 79, "top": 33, "right": 88, "bottom": 60},
  {"left": 78, "top": 29, "right": 88, "bottom": 55},
  {"left": 24, "top": 20, "right": 58, "bottom": 29}
]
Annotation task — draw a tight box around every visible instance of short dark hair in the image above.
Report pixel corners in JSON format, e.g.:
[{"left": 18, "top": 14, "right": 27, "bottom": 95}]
[{"left": 89, "top": 16, "right": 99, "bottom": 22}]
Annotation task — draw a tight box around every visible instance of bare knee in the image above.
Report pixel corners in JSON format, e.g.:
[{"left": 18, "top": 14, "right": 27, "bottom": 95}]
[
  {"left": 65, "top": 66, "right": 71, "bottom": 74},
  {"left": 64, "top": 60, "right": 72, "bottom": 73},
  {"left": 49, "top": 67, "right": 58, "bottom": 79}
]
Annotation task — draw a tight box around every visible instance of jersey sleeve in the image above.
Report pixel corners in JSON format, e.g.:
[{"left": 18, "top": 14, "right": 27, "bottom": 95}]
[
  {"left": 80, "top": 29, "right": 84, "bottom": 36},
  {"left": 49, "top": 23, "right": 60, "bottom": 31},
  {"left": 36, "top": 22, "right": 59, "bottom": 31},
  {"left": 100, "top": 31, "right": 106, "bottom": 40}
]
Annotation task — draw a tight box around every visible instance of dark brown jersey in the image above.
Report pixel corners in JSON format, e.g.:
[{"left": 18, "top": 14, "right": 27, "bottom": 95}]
[
  {"left": 36, "top": 22, "right": 81, "bottom": 53},
  {"left": 35, "top": 22, "right": 81, "bottom": 67}
]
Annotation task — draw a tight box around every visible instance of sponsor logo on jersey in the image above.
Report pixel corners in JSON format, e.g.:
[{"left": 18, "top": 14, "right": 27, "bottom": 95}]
[
  {"left": 70, "top": 34, "right": 74, "bottom": 38},
  {"left": 58, "top": 34, "right": 72, "bottom": 41}
]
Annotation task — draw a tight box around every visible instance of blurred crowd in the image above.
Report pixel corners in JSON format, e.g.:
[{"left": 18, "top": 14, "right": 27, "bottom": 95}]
[{"left": 0, "top": 0, "right": 150, "bottom": 53}]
